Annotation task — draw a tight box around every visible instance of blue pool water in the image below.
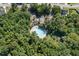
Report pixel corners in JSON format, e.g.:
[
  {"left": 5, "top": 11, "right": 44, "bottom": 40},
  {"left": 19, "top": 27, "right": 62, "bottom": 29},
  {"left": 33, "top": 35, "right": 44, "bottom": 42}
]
[{"left": 35, "top": 28, "right": 46, "bottom": 38}]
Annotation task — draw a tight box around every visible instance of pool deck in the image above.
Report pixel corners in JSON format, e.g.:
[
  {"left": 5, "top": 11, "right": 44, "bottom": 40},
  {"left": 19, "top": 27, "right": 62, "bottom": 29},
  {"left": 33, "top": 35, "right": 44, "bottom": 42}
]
[{"left": 30, "top": 26, "right": 38, "bottom": 33}]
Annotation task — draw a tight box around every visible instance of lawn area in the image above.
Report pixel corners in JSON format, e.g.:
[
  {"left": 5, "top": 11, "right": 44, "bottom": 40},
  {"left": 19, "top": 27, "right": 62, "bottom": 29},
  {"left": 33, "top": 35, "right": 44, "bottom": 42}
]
[
  {"left": 63, "top": 7, "right": 79, "bottom": 14},
  {"left": 63, "top": 7, "right": 79, "bottom": 10},
  {"left": 69, "top": 9, "right": 78, "bottom": 14}
]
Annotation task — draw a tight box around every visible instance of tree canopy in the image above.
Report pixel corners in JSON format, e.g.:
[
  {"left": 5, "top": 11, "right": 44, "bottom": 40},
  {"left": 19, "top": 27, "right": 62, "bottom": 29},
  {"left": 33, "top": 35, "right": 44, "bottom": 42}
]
[{"left": 0, "top": 3, "right": 79, "bottom": 56}]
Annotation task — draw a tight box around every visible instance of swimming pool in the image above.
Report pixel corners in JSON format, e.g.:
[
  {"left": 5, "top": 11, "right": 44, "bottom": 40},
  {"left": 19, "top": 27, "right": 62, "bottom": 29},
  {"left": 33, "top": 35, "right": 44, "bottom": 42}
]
[
  {"left": 35, "top": 28, "right": 46, "bottom": 38},
  {"left": 30, "top": 26, "right": 46, "bottom": 39}
]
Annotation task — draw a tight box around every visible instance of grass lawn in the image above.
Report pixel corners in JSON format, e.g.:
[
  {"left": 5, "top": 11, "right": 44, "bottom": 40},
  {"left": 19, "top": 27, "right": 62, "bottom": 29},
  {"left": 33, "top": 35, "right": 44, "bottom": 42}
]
[
  {"left": 63, "top": 7, "right": 79, "bottom": 14},
  {"left": 63, "top": 7, "right": 79, "bottom": 10}
]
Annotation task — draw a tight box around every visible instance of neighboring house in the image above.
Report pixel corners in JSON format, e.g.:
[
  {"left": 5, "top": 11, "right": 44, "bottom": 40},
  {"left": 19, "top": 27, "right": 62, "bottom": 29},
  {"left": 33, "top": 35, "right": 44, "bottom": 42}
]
[
  {"left": 16, "top": 3, "right": 23, "bottom": 8},
  {"left": 0, "top": 3, "right": 11, "bottom": 16},
  {"left": 0, "top": 7, "right": 5, "bottom": 16}
]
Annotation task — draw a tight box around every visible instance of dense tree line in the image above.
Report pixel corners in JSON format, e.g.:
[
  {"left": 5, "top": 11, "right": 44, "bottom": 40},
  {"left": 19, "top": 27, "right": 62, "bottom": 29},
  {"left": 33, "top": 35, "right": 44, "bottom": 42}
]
[
  {"left": 0, "top": 3, "right": 79, "bottom": 56},
  {"left": 30, "top": 4, "right": 51, "bottom": 16}
]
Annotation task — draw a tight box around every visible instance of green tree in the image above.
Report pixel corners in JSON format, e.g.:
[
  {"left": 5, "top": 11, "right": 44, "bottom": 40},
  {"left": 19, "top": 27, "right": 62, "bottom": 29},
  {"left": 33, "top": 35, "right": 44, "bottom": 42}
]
[
  {"left": 30, "top": 4, "right": 51, "bottom": 16},
  {"left": 8, "top": 3, "right": 18, "bottom": 13},
  {"left": 21, "top": 4, "right": 27, "bottom": 12},
  {"left": 52, "top": 5, "right": 61, "bottom": 15}
]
